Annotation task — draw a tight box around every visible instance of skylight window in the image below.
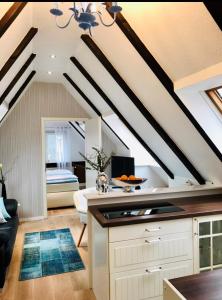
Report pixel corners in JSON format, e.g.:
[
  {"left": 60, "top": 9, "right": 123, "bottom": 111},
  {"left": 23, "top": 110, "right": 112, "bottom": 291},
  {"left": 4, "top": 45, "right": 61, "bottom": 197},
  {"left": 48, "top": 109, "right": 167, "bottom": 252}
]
[
  {"left": 206, "top": 86, "right": 222, "bottom": 114},
  {"left": 216, "top": 87, "right": 222, "bottom": 99}
]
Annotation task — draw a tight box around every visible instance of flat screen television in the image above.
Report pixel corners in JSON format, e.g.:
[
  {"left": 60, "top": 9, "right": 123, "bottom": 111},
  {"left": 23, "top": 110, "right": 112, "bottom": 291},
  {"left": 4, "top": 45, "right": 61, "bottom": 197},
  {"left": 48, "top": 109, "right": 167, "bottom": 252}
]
[{"left": 111, "top": 156, "right": 135, "bottom": 178}]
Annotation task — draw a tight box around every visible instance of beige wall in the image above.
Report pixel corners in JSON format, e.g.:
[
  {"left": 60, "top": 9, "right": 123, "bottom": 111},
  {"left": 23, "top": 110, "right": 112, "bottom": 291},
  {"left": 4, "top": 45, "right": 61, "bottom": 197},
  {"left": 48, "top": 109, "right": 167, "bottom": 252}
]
[{"left": 0, "top": 82, "right": 89, "bottom": 218}]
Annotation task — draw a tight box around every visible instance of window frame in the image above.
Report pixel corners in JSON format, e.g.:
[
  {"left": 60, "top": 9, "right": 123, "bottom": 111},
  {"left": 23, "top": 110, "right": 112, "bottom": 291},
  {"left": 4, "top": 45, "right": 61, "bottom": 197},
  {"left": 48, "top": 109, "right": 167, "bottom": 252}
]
[{"left": 206, "top": 86, "right": 222, "bottom": 114}]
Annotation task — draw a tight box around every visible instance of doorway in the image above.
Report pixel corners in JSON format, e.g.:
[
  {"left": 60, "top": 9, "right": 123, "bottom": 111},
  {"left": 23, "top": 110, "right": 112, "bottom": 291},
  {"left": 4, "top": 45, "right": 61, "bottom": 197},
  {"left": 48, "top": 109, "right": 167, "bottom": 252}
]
[{"left": 41, "top": 117, "right": 88, "bottom": 217}]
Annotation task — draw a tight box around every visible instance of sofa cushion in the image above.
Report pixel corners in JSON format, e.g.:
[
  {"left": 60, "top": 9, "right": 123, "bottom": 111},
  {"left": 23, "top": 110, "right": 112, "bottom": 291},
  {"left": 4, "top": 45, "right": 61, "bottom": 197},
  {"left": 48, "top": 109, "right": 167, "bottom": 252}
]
[
  {"left": 0, "top": 209, "right": 7, "bottom": 224},
  {"left": 0, "top": 197, "right": 11, "bottom": 219}
]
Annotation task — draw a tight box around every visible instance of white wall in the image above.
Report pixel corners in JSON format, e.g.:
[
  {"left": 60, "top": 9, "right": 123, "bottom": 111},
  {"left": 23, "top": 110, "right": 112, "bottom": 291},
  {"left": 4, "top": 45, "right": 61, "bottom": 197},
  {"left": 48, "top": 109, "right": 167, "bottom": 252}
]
[
  {"left": 75, "top": 12, "right": 222, "bottom": 183},
  {"left": 69, "top": 127, "right": 85, "bottom": 162},
  {"left": 0, "top": 82, "right": 88, "bottom": 218},
  {"left": 135, "top": 166, "right": 168, "bottom": 189},
  {"left": 104, "top": 114, "right": 157, "bottom": 166},
  {"left": 175, "top": 72, "right": 222, "bottom": 153}
]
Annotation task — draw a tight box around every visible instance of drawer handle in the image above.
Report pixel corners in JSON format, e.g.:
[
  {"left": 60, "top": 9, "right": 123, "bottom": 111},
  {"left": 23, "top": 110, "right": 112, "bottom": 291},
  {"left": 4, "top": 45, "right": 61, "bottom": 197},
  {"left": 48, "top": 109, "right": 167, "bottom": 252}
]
[
  {"left": 145, "top": 267, "right": 162, "bottom": 274},
  {"left": 145, "top": 237, "right": 161, "bottom": 244},
  {"left": 145, "top": 227, "right": 161, "bottom": 232}
]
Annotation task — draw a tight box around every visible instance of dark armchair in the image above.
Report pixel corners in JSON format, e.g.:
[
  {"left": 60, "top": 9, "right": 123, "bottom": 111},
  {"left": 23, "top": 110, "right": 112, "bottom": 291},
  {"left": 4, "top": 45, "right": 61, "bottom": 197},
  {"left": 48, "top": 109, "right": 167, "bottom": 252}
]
[{"left": 0, "top": 199, "right": 19, "bottom": 288}]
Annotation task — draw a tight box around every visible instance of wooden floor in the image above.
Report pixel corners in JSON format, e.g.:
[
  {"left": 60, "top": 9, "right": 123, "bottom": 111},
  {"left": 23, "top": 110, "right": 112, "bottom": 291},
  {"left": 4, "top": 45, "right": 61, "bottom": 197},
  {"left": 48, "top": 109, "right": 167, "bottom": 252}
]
[{"left": 0, "top": 208, "right": 96, "bottom": 300}]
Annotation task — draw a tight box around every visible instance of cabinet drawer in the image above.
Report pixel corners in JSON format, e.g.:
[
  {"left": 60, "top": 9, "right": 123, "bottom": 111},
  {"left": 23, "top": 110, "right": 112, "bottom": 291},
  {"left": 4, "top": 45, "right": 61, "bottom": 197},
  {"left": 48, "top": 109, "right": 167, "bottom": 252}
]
[
  {"left": 110, "top": 260, "right": 193, "bottom": 300},
  {"left": 110, "top": 232, "right": 193, "bottom": 273},
  {"left": 109, "top": 218, "right": 192, "bottom": 242}
]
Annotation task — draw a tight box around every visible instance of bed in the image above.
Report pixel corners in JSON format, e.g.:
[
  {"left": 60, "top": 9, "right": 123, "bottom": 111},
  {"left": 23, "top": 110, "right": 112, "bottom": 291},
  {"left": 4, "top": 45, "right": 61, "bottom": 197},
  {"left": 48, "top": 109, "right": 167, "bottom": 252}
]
[{"left": 46, "top": 168, "right": 79, "bottom": 208}]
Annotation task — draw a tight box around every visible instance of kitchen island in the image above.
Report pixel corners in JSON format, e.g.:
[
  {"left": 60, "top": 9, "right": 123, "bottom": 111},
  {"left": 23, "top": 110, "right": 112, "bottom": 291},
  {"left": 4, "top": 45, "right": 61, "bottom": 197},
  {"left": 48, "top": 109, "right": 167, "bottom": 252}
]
[{"left": 87, "top": 186, "right": 222, "bottom": 300}]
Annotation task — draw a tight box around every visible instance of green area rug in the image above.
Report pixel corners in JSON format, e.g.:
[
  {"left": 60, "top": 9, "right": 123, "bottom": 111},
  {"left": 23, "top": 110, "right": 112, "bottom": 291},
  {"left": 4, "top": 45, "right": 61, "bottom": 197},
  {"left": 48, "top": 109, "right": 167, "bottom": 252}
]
[{"left": 19, "top": 228, "right": 84, "bottom": 280}]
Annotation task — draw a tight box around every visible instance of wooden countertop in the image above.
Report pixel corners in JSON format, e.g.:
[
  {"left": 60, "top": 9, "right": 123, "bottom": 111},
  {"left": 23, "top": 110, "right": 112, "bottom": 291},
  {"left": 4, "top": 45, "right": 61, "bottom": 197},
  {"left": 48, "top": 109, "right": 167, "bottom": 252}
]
[
  {"left": 88, "top": 193, "right": 222, "bottom": 227},
  {"left": 169, "top": 269, "right": 222, "bottom": 300}
]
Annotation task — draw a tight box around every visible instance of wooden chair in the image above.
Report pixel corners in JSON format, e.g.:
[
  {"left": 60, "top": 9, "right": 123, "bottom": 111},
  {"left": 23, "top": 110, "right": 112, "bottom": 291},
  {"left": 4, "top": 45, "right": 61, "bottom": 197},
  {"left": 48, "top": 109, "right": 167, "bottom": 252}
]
[{"left": 73, "top": 187, "right": 96, "bottom": 247}]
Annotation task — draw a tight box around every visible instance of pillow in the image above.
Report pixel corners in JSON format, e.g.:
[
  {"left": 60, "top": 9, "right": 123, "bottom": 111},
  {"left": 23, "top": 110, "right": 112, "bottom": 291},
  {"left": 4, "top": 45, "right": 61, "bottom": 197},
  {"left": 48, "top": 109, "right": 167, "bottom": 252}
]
[
  {"left": 0, "top": 197, "right": 11, "bottom": 219},
  {"left": 0, "top": 209, "right": 7, "bottom": 224}
]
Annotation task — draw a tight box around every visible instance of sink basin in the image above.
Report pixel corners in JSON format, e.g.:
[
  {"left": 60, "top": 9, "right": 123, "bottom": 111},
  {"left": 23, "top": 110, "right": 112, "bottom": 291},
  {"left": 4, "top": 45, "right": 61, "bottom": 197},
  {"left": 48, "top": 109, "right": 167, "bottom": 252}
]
[{"left": 101, "top": 202, "right": 184, "bottom": 220}]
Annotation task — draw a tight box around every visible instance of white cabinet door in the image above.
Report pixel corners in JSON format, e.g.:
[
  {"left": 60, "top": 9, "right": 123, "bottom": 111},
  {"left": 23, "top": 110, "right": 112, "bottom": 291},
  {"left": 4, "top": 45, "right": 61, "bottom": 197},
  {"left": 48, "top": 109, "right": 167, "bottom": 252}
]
[
  {"left": 110, "top": 260, "right": 193, "bottom": 300},
  {"left": 193, "top": 214, "right": 222, "bottom": 273},
  {"left": 110, "top": 232, "right": 193, "bottom": 273}
]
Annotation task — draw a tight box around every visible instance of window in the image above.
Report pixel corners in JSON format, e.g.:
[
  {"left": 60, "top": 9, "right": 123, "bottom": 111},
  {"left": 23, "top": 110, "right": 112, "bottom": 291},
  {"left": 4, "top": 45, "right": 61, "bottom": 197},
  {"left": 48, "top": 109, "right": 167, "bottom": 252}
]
[
  {"left": 206, "top": 86, "right": 222, "bottom": 114},
  {"left": 46, "top": 131, "right": 57, "bottom": 162}
]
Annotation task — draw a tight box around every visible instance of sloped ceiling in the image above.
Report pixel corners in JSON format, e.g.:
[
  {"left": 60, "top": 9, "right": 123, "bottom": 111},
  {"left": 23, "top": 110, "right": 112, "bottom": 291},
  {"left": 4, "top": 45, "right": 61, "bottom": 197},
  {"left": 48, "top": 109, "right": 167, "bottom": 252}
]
[
  {"left": 0, "top": 2, "right": 222, "bottom": 184},
  {"left": 120, "top": 2, "right": 222, "bottom": 81}
]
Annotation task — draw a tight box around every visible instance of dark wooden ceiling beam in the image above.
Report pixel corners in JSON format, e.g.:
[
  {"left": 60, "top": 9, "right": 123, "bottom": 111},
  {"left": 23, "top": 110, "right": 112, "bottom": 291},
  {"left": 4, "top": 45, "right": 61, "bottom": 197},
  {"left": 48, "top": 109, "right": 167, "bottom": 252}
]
[
  {"left": 81, "top": 35, "right": 205, "bottom": 184},
  {"left": 0, "top": 27, "right": 38, "bottom": 81},
  {"left": 0, "top": 2, "right": 27, "bottom": 39},
  {"left": 65, "top": 63, "right": 174, "bottom": 178},
  {"left": 64, "top": 72, "right": 130, "bottom": 151},
  {"left": 102, "top": 118, "right": 129, "bottom": 150},
  {"left": 1, "top": 70, "right": 36, "bottom": 123},
  {"left": 64, "top": 72, "right": 102, "bottom": 116},
  {"left": 69, "top": 121, "right": 85, "bottom": 139},
  {"left": 105, "top": 3, "right": 222, "bottom": 164},
  {"left": 0, "top": 53, "right": 36, "bottom": 106},
  {"left": 8, "top": 70, "right": 36, "bottom": 109},
  {"left": 204, "top": 2, "right": 222, "bottom": 31},
  {"left": 75, "top": 121, "right": 85, "bottom": 132}
]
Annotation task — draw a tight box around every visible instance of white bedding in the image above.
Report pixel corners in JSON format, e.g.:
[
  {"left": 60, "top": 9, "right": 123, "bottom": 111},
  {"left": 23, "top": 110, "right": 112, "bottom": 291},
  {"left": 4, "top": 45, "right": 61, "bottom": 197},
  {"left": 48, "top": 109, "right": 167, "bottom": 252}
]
[
  {"left": 46, "top": 168, "right": 78, "bottom": 185},
  {"left": 46, "top": 169, "right": 79, "bottom": 207}
]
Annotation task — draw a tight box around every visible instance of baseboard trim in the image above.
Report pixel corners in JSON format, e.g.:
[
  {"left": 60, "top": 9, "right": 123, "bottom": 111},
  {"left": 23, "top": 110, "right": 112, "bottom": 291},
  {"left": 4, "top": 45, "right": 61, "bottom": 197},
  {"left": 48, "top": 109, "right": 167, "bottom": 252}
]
[{"left": 20, "top": 216, "right": 45, "bottom": 222}]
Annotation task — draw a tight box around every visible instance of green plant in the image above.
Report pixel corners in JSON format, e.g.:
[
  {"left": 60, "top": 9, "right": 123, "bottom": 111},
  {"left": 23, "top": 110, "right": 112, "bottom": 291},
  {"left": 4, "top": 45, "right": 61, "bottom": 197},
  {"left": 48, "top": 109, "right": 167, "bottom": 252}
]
[{"left": 79, "top": 147, "right": 112, "bottom": 172}]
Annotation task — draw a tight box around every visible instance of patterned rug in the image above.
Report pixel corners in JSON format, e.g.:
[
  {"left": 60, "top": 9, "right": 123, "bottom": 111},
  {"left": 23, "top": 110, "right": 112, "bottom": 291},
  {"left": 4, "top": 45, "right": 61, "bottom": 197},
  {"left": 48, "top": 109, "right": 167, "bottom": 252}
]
[{"left": 19, "top": 228, "right": 85, "bottom": 280}]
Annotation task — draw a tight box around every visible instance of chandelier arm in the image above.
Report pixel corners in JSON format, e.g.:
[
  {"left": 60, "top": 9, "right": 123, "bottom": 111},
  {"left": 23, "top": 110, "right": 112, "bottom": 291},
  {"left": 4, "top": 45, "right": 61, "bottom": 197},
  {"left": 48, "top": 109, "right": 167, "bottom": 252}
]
[
  {"left": 55, "top": 13, "right": 75, "bottom": 29},
  {"left": 93, "top": 11, "right": 117, "bottom": 27},
  {"left": 88, "top": 26, "right": 92, "bottom": 37},
  {"left": 73, "top": 2, "right": 79, "bottom": 19}
]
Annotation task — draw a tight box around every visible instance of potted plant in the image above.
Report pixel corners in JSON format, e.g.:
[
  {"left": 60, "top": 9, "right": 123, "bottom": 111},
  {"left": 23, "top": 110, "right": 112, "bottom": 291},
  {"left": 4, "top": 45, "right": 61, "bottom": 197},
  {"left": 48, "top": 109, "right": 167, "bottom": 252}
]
[{"left": 79, "top": 147, "right": 112, "bottom": 193}]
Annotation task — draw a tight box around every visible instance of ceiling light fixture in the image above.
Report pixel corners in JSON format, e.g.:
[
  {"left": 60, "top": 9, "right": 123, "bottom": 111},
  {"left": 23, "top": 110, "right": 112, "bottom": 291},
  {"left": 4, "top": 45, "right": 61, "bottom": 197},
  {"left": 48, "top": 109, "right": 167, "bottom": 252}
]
[
  {"left": 48, "top": 71, "right": 52, "bottom": 75},
  {"left": 49, "top": 2, "right": 122, "bottom": 35},
  {"left": 50, "top": 54, "right": 56, "bottom": 59}
]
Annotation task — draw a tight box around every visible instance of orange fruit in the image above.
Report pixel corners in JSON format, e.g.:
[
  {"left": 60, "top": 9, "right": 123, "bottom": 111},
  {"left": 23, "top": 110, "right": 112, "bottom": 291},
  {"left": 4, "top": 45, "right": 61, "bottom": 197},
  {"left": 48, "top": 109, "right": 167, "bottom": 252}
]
[{"left": 120, "top": 175, "right": 128, "bottom": 180}]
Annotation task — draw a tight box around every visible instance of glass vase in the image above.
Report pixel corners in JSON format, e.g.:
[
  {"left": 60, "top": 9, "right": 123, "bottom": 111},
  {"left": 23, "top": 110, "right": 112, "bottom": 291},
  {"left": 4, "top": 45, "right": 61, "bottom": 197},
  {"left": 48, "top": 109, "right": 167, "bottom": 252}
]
[{"left": 96, "top": 172, "right": 109, "bottom": 194}]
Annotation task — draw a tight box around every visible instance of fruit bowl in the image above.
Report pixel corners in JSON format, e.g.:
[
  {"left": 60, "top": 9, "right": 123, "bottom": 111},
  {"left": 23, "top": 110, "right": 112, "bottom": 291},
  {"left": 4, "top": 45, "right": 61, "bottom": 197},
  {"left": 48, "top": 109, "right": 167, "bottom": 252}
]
[{"left": 112, "top": 178, "right": 147, "bottom": 192}]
